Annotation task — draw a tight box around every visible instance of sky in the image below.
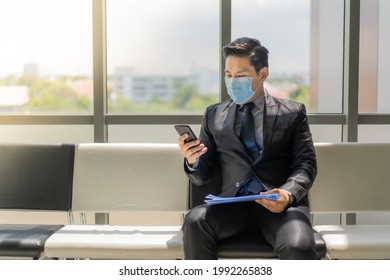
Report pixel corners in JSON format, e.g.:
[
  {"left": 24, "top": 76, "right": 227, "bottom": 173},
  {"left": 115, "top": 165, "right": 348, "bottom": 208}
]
[{"left": 0, "top": 0, "right": 310, "bottom": 77}]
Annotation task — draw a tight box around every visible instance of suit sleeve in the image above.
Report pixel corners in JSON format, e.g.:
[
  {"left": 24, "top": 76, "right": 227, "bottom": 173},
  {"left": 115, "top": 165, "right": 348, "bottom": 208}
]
[
  {"left": 184, "top": 107, "right": 218, "bottom": 186},
  {"left": 280, "top": 104, "right": 317, "bottom": 203}
]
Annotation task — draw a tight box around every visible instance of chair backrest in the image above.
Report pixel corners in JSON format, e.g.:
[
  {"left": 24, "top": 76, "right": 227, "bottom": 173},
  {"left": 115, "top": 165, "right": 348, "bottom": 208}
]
[
  {"left": 189, "top": 142, "right": 390, "bottom": 214},
  {"left": 71, "top": 143, "right": 188, "bottom": 212},
  {"left": 0, "top": 143, "right": 75, "bottom": 211},
  {"left": 309, "top": 142, "right": 390, "bottom": 213}
]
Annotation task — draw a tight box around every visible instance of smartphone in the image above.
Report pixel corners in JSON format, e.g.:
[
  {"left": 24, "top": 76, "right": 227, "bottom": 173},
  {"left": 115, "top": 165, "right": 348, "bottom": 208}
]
[{"left": 174, "top": 124, "right": 198, "bottom": 143}]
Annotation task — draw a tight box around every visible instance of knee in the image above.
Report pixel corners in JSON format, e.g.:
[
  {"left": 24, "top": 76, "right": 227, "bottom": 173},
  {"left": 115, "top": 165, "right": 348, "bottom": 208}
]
[
  {"left": 276, "top": 238, "right": 317, "bottom": 260},
  {"left": 182, "top": 209, "right": 200, "bottom": 232},
  {"left": 182, "top": 206, "right": 209, "bottom": 234}
]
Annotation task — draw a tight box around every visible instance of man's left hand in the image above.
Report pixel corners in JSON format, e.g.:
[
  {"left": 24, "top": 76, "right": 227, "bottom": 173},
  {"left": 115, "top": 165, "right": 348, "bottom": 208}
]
[{"left": 255, "top": 188, "right": 291, "bottom": 213}]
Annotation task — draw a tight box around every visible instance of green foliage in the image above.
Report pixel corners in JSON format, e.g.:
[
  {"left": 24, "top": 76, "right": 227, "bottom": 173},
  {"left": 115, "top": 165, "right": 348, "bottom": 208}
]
[
  {"left": 108, "top": 95, "right": 133, "bottom": 113},
  {"left": 25, "top": 77, "right": 92, "bottom": 113},
  {"left": 172, "top": 83, "right": 198, "bottom": 108},
  {"left": 268, "top": 73, "right": 311, "bottom": 111},
  {"left": 0, "top": 75, "right": 19, "bottom": 86},
  {"left": 289, "top": 86, "right": 310, "bottom": 110},
  {"left": 18, "top": 75, "right": 38, "bottom": 87}
]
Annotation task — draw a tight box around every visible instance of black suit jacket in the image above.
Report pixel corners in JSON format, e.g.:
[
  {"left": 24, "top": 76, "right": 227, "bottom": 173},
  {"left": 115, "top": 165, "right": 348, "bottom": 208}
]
[{"left": 185, "top": 92, "right": 317, "bottom": 207}]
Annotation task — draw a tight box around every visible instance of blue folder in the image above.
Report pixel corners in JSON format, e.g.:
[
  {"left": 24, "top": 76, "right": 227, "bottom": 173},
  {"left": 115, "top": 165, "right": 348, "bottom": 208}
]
[{"left": 204, "top": 193, "right": 279, "bottom": 205}]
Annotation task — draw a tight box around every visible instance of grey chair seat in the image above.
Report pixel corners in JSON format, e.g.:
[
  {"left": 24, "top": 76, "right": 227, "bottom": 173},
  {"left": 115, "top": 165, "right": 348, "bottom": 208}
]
[
  {"left": 0, "top": 224, "right": 64, "bottom": 259},
  {"left": 0, "top": 143, "right": 75, "bottom": 259}
]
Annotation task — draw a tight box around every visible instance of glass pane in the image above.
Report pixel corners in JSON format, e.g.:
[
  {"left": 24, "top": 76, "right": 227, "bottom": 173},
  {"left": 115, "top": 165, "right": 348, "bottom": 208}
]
[
  {"left": 0, "top": 125, "right": 93, "bottom": 144},
  {"left": 0, "top": 0, "right": 93, "bottom": 114},
  {"left": 377, "top": 0, "right": 390, "bottom": 113},
  {"left": 106, "top": 0, "right": 219, "bottom": 115},
  {"left": 358, "top": 125, "right": 390, "bottom": 142},
  {"left": 357, "top": 212, "right": 390, "bottom": 225},
  {"left": 110, "top": 124, "right": 341, "bottom": 144},
  {"left": 359, "top": 0, "right": 390, "bottom": 113},
  {"left": 232, "top": 0, "right": 344, "bottom": 113},
  {"left": 108, "top": 124, "right": 201, "bottom": 143},
  {"left": 310, "top": 125, "right": 342, "bottom": 143}
]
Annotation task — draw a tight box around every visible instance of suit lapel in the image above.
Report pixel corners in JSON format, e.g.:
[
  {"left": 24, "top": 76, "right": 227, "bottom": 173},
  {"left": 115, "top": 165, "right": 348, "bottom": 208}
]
[
  {"left": 224, "top": 102, "right": 244, "bottom": 145},
  {"left": 263, "top": 92, "right": 279, "bottom": 150}
]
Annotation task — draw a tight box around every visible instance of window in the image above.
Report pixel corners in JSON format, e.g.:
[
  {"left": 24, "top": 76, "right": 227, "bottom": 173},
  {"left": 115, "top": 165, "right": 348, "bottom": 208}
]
[
  {"left": 359, "top": 0, "right": 390, "bottom": 113},
  {"left": 106, "top": 0, "right": 219, "bottom": 115},
  {"left": 0, "top": 0, "right": 93, "bottom": 114},
  {"left": 1, "top": 0, "right": 389, "bottom": 142},
  {"left": 232, "top": 0, "right": 344, "bottom": 113}
]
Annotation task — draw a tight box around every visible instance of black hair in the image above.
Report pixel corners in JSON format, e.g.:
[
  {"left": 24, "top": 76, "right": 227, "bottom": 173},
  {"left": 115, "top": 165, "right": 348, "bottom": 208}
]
[{"left": 222, "top": 37, "right": 269, "bottom": 72}]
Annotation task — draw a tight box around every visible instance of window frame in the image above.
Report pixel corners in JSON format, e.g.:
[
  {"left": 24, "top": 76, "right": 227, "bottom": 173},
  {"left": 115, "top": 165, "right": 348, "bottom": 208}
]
[{"left": 1, "top": 0, "right": 390, "bottom": 144}]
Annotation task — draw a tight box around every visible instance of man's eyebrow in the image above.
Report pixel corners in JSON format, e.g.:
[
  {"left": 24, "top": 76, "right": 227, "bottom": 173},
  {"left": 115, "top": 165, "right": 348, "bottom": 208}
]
[{"left": 224, "top": 69, "right": 247, "bottom": 74}]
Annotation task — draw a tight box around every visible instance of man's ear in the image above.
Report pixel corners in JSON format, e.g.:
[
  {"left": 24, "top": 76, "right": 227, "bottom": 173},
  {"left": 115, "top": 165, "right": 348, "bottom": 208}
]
[{"left": 259, "top": 67, "right": 269, "bottom": 81}]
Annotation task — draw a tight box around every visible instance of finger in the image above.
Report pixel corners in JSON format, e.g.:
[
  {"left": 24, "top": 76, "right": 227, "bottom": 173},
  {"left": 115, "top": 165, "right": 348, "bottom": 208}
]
[
  {"left": 179, "top": 134, "right": 189, "bottom": 146},
  {"left": 179, "top": 137, "right": 200, "bottom": 156},
  {"left": 186, "top": 145, "right": 207, "bottom": 159},
  {"left": 255, "top": 199, "right": 284, "bottom": 213},
  {"left": 187, "top": 141, "right": 203, "bottom": 153}
]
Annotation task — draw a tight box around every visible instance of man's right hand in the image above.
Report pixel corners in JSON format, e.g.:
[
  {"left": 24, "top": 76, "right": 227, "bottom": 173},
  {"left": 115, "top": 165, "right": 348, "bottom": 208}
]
[{"left": 178, "top": 134, "right": 208, "bottom": 167}]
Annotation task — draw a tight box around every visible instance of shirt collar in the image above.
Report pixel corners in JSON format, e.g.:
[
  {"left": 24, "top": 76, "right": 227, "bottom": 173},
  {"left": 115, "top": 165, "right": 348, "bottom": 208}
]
[
  {"left": 252, "top": 92, "right": 265, "bottom": 109},
  {"left": 239, "top": 92, "right": 265, "bottom": 110}
]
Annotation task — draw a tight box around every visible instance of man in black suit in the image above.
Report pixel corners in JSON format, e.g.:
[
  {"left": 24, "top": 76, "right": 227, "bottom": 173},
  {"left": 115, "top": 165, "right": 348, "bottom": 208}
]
[{"left": 178, "top": 37, "right": 317, "bottom": 259}]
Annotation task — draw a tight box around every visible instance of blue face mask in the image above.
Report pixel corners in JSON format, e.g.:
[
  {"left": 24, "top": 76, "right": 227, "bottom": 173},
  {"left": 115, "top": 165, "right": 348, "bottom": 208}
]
[{"left": 225, "top": 76, "right": 256, "bottom": 105}]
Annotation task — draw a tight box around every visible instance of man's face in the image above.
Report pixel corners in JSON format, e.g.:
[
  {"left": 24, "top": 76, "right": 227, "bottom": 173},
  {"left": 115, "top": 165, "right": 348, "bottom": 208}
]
[
  {"left": 224, "top": 55, "right": 266, "bottom": 98},
  {"left": 225, "top": 55, "right": 257, "bottom": 79}
]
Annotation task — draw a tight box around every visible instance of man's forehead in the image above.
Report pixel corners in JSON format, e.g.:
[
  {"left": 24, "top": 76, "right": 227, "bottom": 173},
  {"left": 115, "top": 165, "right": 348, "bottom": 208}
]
[
  {"left": 225, "top": 56, "right": 253, "bottom": 70},
  {"left": 225, "top": 64, "right": 254, "bottom": 73}
]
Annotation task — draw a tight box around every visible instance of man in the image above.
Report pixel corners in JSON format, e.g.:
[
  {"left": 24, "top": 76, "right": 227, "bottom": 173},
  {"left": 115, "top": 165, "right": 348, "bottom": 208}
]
[{"left": 178, "top": 37, "right": 317, "bottom": 259}]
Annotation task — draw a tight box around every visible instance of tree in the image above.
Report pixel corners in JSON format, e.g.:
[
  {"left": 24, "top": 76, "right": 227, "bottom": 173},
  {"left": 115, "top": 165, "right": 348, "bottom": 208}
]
[
  {"left": 26, "top": 77, "right": 92, "bottom": 112},
  {"left": 172, "top": 83, "right": 198, "bottom": 108},
  {"left": 290, "top": 86, "right": 310, "bottom": 110}
]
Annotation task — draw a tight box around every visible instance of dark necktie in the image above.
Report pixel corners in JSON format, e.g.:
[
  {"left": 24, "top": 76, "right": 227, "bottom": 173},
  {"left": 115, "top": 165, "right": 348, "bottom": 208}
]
[{"left": 240, "top": 102, "right": 258, "bottom": 160}]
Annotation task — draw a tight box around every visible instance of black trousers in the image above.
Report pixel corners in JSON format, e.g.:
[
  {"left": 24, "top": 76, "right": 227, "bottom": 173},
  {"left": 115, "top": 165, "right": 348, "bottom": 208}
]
[{"left": 182, "top": 201, "right": 317, "bottom": 260}]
